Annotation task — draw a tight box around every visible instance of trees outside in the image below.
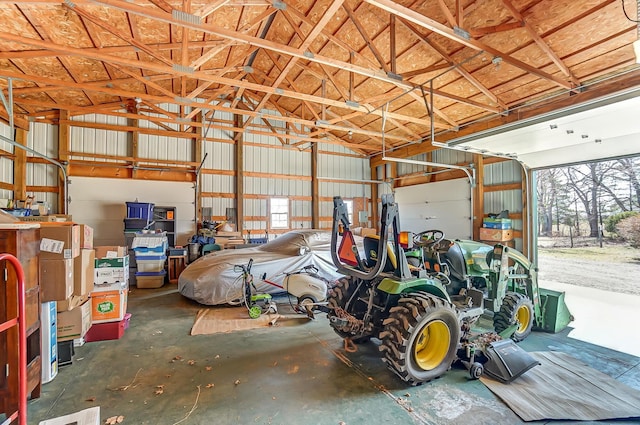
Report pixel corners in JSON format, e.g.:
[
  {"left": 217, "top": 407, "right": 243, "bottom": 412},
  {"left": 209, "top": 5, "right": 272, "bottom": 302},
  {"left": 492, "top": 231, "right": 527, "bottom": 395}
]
[{"left": 536, "top": 157, "right": 640, "bottom": 239}]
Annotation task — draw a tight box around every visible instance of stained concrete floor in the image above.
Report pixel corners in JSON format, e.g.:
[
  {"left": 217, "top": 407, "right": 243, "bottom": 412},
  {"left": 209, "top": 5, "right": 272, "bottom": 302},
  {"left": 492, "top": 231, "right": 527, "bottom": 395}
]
[{"left": 26, "top": 286, "right": 640, "bottom": 425}]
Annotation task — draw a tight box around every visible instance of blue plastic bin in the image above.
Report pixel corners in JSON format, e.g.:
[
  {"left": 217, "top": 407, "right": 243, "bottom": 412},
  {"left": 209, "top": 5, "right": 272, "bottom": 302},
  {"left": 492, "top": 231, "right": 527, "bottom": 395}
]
[{"left": 126, "top": 202, "right": 154, "bottom": 219}]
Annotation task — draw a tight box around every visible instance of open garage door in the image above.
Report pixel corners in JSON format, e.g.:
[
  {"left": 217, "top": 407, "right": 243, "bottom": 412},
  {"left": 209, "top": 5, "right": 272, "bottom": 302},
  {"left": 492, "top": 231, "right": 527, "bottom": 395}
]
[{"left": 435, "top": 88, "right": 640, "bottom": 169}]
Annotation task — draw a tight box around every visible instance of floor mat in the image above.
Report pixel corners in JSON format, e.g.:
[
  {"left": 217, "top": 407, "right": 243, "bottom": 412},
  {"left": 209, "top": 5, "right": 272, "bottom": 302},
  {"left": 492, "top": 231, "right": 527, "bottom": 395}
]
[
  {"left": 480, "top": 351, "right": 640, "bottom": 422},
  {"left": 190, "top": 307, "right": 280, "bottom": 335}
]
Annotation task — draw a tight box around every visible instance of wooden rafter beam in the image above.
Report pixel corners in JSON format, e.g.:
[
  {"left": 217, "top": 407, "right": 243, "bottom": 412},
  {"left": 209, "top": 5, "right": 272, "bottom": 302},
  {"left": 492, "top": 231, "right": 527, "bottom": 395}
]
[
  {"left": 341, "top": 2, "right": 389, "bottom": 73},
  {"left": 90, "top": 0, "right": 500, "bottom": 112},
  {"left": 500, "top": 0, "right": 580, "bottom": 86},
  {"left": 362, "top": 0, "right": 574, "bottom": 90},
  {"left": 469, "top": 21, "right": 524, "bottom": 38},
  {"left": 63, "top": 2, "right": 174, "bottom": 67},
  {"left": 436, "top": 0, "right": 456, "bottom": 28},
  {"left": 147, "top": 0, "right": 173, "bottom": 13},
  {"left": 190, "top": 7, "right": 276, "bottom": 70},
  {"left": 0, "top": 33, "right": 443, "bottom": 125},
  {"left": 0, "top": 40, "right": 226, "bottom": 60},
  {"left": 400, "top": 20, "right": 505, "bottom": 109},
  {"left": 254, "top": 0, "right": 345, "bottom": 112},
  {"left": 195, "top": 0, "right": 230, "bottom": 18}
]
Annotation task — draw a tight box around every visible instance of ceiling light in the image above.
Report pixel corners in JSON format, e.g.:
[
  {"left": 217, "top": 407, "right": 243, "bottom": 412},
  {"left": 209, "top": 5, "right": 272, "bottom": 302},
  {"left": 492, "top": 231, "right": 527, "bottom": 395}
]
[{"left": 634, "top": 39, "right": 640, "bottom": 64}]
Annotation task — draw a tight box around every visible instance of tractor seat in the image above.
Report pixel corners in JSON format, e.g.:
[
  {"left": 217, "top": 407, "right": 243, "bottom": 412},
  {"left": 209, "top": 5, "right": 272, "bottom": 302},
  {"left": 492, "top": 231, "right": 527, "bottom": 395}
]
[
  {"left": 441, "top": 243, "right": 467, "bottom": 282},
  {"left": 363, "top": 235, "right": 397, "bottom": 273}
]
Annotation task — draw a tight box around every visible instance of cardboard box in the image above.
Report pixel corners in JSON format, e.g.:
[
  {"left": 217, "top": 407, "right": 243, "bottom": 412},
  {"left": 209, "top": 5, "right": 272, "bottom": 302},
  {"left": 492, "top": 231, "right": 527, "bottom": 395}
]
[
  {"left": 40, "top": 223, "right": 80, "bottom": 259},
  {"left": 479, "top": 228, "right": 514, "bottom": 242},
  {"left": 91, "top": 289, "right": 128, "bottom": 323},
  {"left": 79, "top": 224, "right": 94, "bottom": 249},
  {"left": 57, "top": 300, "right": 92, "bottom": 341},
  {"left": 73, "top": 249, "right": 95, "bottom": 296},
  {"left": 40, "top": 258, "right": 74, "bottom": 302},
  {"left": 94, "top": 255, "right": 129, "bottom": 292},
  {"left": 57, "top": 293, "right": 90, "bottom": 312},
  {"left": 94, "top": 245, "right": 127, "bottom": 259}
]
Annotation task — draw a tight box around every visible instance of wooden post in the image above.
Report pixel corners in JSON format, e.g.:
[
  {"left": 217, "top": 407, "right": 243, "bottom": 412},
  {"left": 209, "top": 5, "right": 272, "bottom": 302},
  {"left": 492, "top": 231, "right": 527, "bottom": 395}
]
[
  {"left": 129, "top": 117, "right": 139, "bottom": 179},
  {"left": 522, "top": 165, "right": 530, "bottom": 257},
  {"left": 58, "top": 110, "right": 70, "bottom": 212},
  {"left": 234, "top": 113, "right": 244, "bottom": 232},
  {"left": 370, "top": 165, "right": 379, "bottom": 232},
  {"left": 473, "top": 154, "right": 485, "bottom": 241},
  {"left": 312, "top": 142, "right": 319, "bottom": 229},
  {"left": 13, "top": 128, "right": 27, "bottom": 202},
  {"left": 194, "top": 112, "right": 203, "bottom": 224}
]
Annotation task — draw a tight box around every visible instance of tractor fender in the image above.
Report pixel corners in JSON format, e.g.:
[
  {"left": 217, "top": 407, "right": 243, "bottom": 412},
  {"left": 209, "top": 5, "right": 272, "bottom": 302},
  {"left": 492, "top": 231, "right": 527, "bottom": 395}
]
[{"left": 377, "top": 277, "right": 450, "bottom": 301}]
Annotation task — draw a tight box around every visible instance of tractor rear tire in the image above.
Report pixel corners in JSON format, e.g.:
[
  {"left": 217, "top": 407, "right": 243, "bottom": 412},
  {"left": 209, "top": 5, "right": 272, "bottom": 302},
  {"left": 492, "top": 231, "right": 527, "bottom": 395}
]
[
  {"left": 379, "top": 291, "right": 460, "bottom": 385},
  {"left": 494, "top": 292, "right": 535, "bottom": 342},
  {"left": 327, "top": 277, "right": 371, "bottom": 343}
]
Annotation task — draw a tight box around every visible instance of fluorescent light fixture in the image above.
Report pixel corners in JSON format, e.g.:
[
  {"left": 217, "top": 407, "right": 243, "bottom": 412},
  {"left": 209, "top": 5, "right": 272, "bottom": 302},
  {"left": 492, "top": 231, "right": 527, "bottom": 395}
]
[{"left": 634, "top": 39, "right": 640, "bottom": 64}]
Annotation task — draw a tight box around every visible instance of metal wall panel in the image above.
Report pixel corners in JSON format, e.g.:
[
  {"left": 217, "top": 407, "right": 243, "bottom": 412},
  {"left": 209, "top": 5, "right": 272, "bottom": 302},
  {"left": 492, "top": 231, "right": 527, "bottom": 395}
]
[
  {"left": 200, "top": 174, "right": 234, "bottom": 193},
  {"left": 203, "top": 140, "right": 234, "bottom": 169},
  {"left": 70, "top": 114, "right": 129, "bottom": 159},
  {"left": 138, "top": 133, "right": 192, "bottom": 163},
  {"left": 27, "top": 121, "right": 58, "bottom": 157},
  {"left": 0, "top": 157, "right": 12, "bottom": 191},
  {"left": 0, "top": 121, "right": 13, "bottom": 153},
  {"left": 484, "top": 160, "right": 522, "bottom": 185}
]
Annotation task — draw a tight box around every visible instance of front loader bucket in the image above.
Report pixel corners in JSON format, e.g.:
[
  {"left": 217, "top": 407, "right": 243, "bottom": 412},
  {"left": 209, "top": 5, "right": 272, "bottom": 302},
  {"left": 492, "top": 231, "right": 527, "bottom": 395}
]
[{"left": 536, "top": 288, "right": 573, "bottom": 333}]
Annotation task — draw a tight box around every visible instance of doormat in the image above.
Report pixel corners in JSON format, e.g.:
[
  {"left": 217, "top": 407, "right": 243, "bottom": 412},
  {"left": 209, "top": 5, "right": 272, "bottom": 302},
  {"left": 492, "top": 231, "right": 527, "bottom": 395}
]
[
  {"left": 480, "top": 351, "right": 640, "bottom": 422},
  {"left": 190, "top": 307, "right": 280, "bottom": 335}
]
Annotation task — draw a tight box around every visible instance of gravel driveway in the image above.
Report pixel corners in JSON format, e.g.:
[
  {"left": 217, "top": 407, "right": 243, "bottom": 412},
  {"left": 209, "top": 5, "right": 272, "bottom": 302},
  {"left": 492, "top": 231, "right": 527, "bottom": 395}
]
[{"left": 537, "top": 241, "right": 640, "bottom": 297}]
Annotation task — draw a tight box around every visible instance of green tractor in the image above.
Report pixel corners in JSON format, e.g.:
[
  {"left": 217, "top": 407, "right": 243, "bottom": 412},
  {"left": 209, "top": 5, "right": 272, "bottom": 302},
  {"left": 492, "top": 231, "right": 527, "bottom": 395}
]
[{"left": 327, "top": 194, "right": 572, "bottom": 385}]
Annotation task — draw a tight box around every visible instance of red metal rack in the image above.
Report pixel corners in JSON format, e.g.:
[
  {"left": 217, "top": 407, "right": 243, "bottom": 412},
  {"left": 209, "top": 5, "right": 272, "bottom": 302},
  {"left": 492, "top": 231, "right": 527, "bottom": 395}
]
[{"left": 0, "top": 253, "right": 27, "bottom": 425}]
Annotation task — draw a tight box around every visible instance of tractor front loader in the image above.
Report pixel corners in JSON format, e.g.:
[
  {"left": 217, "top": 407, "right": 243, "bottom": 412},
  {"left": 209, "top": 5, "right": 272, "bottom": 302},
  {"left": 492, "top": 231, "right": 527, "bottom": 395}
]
[
  {"left": 407, "top": 232, "right": 573, "bottom": 342},
  {"left": 327, "top": 195, "right": 542, "bottom": 385}
]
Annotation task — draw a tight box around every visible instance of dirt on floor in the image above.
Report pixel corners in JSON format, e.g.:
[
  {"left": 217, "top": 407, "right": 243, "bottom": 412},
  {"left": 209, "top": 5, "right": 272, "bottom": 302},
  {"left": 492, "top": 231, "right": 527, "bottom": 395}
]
[{"left": 537, "top": 237, "right": 640, "bottom": 297}]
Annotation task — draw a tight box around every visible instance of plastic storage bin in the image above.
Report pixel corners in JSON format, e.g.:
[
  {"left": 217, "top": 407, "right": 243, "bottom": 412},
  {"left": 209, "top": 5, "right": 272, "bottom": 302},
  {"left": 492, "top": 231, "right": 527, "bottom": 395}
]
[
  {"left": 136, "top": 255, "right": 166, "bottom": 272},
  {"left": 126, "top": 202, "right": 154, "bottom": 219},
  {"left": 85, "top": 313, "right": 131, "bottom": 342},
  {"left": 135, "top": 271, "right": 167, "bottom": 288}
]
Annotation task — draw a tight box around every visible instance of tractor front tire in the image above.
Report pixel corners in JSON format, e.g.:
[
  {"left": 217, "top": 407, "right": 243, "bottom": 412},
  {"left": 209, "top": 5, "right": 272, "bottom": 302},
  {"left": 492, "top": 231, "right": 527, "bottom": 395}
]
[
  {"left": 494, "top": 292, "right": 535, "bottom": 342},
  {"left": 379, "top": 292, "right": 460, "bottom": 385},
  {"left": 327, "top": 277, "right": 371, "bottom": 343}
]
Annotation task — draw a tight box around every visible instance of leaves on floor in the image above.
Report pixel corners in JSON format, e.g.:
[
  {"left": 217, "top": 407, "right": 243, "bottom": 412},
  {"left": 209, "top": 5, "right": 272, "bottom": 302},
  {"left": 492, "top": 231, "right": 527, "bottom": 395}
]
[
  {"left": 155, "top": 385, "right": 165, "bottom": 395},
  {"left": 105, "top": 415, "right": 124, "bottom": 424}
]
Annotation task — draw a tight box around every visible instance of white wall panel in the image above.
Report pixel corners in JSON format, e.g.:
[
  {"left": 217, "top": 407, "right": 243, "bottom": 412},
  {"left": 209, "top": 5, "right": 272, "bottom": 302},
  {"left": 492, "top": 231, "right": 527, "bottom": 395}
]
[
  {"left": 70, "top": 114, "right": 128, "bottom": 159},
  {"left": 68, "top": 177, "right": 195, "bottom": 246},
  {"left": 27, "top": 122, "right": 57, "bottom": 157},
  {"left": 0, "top": 157, "right": 12, "bottom": 187},
  {"left": 0, "top": 121, "right": 13, "bottom": 152},
  {"left": 200, "top": 174, "right": 234, "bottom": 193},
  {"left": 395, "top": 179, "right": 472, "bottom": 240},
  {"left": 203, "top": 141, "right": 234, "bottom": 169},
  {"left": 138, "top": 134, "right": 192, "bottom": 162}
]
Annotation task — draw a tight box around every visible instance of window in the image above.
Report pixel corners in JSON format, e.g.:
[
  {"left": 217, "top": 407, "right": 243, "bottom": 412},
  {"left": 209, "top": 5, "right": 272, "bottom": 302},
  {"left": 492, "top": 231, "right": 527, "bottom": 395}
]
[
  {"left": 270, "top": 198, "right": 289, "bottom": 229},
  {"left": 344, "top": 199, "right": 354, "bottom": 224}
]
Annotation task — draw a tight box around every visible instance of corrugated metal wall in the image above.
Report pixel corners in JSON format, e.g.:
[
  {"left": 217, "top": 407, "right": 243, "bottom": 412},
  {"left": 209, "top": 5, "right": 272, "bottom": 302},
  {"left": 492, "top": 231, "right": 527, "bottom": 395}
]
[
  {"left": 483, "top": 160, "right": 524, "bottom": 250},
  {"left": 0, "top": 122, "right": 13, "bottom": 201},
  {"left": 27, "top": 121, "right": 59, "bottom": 212},
  {"left": 70, "top": 114, "right": 129, "bottom": 161},
  {"left": 138, "top": 103, "right": 192, "bottom": 163}
]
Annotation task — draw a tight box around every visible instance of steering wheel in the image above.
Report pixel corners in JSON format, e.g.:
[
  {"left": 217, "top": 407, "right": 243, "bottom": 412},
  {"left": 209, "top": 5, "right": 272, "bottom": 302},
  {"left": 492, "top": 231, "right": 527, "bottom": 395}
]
[{"left": 413, "top": 230, "right": 445, "bottom": 248}]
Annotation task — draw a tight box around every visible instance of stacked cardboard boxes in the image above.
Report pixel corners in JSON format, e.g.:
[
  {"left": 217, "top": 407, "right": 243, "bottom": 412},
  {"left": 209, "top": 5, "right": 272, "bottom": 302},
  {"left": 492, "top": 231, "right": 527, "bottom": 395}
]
[
  {"left": 42, "top": 223, "right": 94, "bottom": 370},
  {"left": 86, "top": 245, "right": 130, "bottom": 341},
  {"left": 479, "top": 216, "right": 514, "bottom": 245}
]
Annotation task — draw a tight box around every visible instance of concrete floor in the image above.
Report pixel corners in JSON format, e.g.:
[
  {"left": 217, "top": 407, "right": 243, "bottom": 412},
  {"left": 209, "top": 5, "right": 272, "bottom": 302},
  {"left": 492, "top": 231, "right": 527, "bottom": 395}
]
[{"left": 26, "top": 286, "right": 640, "bottom": 425}]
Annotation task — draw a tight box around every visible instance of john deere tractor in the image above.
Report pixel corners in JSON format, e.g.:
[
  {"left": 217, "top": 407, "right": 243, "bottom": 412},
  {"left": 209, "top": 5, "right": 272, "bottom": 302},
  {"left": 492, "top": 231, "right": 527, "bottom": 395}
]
[{"left": 327, "top": 194, "right": 572, "bottom": 385}]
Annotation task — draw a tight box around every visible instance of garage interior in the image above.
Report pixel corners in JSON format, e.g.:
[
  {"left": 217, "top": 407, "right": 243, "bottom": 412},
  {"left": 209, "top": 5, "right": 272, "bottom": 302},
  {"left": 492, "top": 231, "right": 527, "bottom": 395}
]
[{"left": 1, "top": 0, "right": 640, "bottom": 424}]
